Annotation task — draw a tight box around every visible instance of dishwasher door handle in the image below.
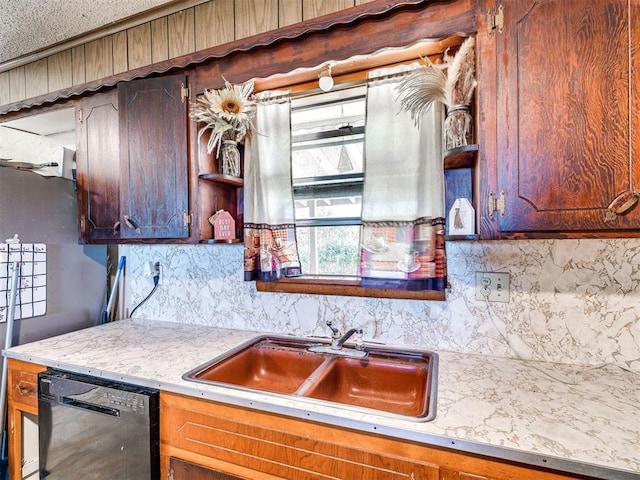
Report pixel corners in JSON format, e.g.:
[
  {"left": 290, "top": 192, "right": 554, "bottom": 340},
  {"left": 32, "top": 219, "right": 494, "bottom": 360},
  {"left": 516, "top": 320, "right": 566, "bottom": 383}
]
[{"left": 62, "top": 397, "right": 120, "bottom": 417}]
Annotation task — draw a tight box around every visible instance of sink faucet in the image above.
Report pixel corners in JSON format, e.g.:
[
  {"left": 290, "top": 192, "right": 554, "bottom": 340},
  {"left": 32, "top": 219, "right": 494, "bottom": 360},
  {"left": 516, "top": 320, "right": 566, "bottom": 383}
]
[
  {"left": 326, "top": 321, "right": 364, "bottom": 350},
  {"left": 308, "top": 321, "right": 367, "bottom": 358}
]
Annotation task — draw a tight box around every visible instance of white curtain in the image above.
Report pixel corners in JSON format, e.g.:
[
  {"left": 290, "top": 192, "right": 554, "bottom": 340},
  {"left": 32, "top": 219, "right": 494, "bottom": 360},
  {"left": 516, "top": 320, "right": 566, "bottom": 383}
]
[
  {"left": 244, "top": 90, "right": 302, "bottom": 281},
  {"left": 360, "top": 64, "right": 447, "bottom": 291}
]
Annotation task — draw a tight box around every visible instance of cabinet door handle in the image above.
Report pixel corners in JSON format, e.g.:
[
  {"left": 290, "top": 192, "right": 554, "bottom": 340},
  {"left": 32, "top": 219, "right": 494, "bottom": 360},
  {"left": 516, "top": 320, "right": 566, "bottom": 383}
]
[
  {"left": 17, "top": 382, "right": 36, "bottom": 396},
  {"left": 123, "top": 215, "right": 142, "bottom": 234},
  {"left": 113, "top": 221, "right": 121, "bottom": 234},
  {"left": 605, "top": 191, "right": 640, "bottom": 222}
]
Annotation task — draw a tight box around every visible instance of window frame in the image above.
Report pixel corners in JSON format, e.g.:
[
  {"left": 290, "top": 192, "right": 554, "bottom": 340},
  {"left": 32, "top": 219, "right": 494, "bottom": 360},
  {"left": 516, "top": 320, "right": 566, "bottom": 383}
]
[{"left": 254, "top": 42, "right": 457, "bottom": 301}]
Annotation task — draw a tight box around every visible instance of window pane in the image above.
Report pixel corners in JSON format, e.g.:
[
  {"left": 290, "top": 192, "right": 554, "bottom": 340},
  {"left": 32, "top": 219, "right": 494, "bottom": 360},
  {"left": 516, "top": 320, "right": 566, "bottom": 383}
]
[
  {"left": 294, "top": 195, "right": 362, "bottom": 221},
  {"left": 296, "top": 226, "right": 361, "bottom": 276},
  {"left": 291, "top": 87, "right": 366, "bottom": 277},
  {"left": 291, "top": 87, "right": 366, "bottom": 179},
  {"left": 292, "top": 135, "right": 363, "bottom": 178},
  {"left": 291, "top": 86, "right": 366, "bottom": 136}
]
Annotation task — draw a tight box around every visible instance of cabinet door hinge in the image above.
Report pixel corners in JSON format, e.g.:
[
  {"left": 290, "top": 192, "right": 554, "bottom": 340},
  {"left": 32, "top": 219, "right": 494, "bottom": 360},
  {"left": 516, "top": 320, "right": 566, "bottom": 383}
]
[
  {"left": 181, "top": 82, "right": 189, "bottom": 103},
  {"left": 77, "top": 107, "right": 83, "bottom": 124},
  {"left": 488, "top": 191, "right": 506, "bottom": 219},
  {"left": 183, "top": 211, "right": 193, "bottom": 227},
  {"left": 487, "top": 4, "right": 504, "bottom": 37},
  {"left": 167, "top": 468, "right": 174, "bottom": 480}
]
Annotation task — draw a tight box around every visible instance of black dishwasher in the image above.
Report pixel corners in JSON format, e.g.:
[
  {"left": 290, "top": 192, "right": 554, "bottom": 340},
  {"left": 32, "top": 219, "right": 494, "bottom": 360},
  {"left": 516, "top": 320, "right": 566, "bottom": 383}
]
[{"left": 37, "top": 369, "right": 159, "bottom": 479}]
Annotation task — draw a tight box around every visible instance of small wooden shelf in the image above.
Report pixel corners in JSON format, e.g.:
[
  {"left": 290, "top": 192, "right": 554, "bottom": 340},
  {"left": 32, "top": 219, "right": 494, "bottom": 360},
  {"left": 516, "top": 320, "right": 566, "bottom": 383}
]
[
  {"left": 199, "top": 238, "right": 243, "bottom": 244},
  {"left": 444, "top": 144, "right": 478, "bottom": 240},
  {"left": 444, "top": 144, "right": 478, "bottom": 169},
  {"left": 445, "top": 234, "right": 480, "bottom": 241},
  {"left": 199, "top": 173, "right": 244, "bottom": 187}
]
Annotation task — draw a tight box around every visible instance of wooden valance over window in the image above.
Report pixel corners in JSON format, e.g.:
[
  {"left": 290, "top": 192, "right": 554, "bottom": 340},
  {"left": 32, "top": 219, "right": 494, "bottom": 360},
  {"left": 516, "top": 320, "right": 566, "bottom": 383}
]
[{"left": 0, "top": 0, "right": 476, "bottom": 116}]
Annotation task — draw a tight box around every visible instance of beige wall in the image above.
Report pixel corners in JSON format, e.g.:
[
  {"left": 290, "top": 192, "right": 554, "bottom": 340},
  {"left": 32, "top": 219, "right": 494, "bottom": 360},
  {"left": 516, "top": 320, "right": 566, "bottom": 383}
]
[{"left": 0, "top": 0, "right": 374, "bottom": 109}]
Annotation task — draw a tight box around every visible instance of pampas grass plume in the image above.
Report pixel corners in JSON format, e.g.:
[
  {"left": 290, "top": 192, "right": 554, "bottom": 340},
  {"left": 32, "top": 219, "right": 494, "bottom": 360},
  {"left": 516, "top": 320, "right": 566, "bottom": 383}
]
[{"left": 397, "top": 36, "right": 476, "bottom": 127}]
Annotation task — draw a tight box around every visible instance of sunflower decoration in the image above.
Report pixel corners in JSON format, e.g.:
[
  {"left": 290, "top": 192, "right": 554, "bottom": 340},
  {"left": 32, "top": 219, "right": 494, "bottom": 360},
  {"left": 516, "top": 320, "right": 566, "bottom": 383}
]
[{"left": 191, "top": 79, "right": 256, "bottom": 156}]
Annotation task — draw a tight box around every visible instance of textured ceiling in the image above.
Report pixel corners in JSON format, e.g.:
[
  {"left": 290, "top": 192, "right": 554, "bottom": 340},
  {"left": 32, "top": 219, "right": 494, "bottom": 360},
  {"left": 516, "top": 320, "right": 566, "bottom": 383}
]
[{"left": 0, "top": 0, "right": 175, "bottom": 64}]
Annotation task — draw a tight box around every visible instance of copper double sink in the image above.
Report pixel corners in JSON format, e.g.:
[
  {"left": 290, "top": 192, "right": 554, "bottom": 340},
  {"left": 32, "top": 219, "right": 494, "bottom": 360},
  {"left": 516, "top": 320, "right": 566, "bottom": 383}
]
[{"left": 183, "top": 335, "right": 438, "bottom": 421}]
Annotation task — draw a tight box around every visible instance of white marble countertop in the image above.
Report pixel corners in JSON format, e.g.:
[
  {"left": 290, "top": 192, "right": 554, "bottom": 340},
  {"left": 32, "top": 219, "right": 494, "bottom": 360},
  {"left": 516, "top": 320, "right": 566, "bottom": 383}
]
[{"left": 5, "top": 318, "right": 640, "bottom": 479}]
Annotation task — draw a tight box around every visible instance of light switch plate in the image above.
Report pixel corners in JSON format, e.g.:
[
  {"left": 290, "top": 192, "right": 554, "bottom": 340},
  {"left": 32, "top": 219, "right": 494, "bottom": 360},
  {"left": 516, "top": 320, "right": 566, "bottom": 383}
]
[{"left": 475, "top": 272, "right": 510, "bottom": 302}]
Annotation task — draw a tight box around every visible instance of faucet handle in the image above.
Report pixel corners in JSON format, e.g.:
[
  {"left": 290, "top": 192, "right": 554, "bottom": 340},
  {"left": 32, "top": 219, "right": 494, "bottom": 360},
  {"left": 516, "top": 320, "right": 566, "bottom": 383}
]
[
  {"left": 326, "top": 320, "right": 340, "bottom": 338},
  {"left": 354, "top": 329, "right": 365, "bottom": 350}
]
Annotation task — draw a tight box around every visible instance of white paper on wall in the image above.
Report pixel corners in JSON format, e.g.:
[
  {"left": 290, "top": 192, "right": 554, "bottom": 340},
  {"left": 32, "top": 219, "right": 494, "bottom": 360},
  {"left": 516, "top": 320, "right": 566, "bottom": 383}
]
[{"left": 0, "top": 241, "right": 47, "bottom": 322}]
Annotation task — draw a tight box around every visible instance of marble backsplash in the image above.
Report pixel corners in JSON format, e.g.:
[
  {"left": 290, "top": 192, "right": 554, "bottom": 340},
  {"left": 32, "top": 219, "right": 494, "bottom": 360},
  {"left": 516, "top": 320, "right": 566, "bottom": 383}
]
[{"left": 122, "top": 239, "right": 640, "bottom": 372}]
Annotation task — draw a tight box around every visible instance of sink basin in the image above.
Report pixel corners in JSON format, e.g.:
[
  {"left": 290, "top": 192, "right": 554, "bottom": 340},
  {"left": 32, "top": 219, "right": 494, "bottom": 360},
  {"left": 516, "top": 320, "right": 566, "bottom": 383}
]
[
  {"left": 187, "top": 338, "right": 326, "bottom": 394},
  {"left": 302, "top": 355, "right": 431, "bottom": 417},
  {"left": 183, "top": 335, "right": 437, "bottom": 421}
]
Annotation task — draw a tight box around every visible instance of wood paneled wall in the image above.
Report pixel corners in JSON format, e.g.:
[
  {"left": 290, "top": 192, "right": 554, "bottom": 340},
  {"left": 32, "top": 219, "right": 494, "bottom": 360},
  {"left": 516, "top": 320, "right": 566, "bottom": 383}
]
[{"left": 0, "top": 0, "right": 374, "bottom": 109}]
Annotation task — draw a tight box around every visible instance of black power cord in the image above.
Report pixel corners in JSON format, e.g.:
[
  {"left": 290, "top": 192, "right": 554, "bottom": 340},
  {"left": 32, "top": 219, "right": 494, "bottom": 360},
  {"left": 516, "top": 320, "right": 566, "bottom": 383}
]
[{"left": 129, "top": 273, "right": 160, "bottom": 318}]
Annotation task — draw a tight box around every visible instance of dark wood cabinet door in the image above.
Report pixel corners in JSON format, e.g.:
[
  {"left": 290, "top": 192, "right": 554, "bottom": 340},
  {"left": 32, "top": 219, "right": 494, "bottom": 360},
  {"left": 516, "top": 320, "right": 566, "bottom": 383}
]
[
  {"left": 76, "top": 90, "right": 121, "bottom": 242},
  {"left": 492, "top": 0, "right": 640, "bottom": 234},
  {"left": 119, "top": 75, "right": 190, "bottom": 239}
]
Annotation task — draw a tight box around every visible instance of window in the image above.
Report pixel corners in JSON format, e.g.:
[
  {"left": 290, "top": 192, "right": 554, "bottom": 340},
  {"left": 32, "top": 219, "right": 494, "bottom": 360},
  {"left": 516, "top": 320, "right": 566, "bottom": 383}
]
[
  {"left": 291, "top": 86, "right": 366, "bottom": 276},
  {"left": 250, "top": 41, "right": 458, "bottom": 301}
]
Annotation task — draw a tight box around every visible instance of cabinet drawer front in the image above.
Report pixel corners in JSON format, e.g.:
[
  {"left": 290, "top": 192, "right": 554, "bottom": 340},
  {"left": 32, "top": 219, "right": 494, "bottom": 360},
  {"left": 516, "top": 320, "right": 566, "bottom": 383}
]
[
  {"left": 8, "top": 360, "right": 46, "bottom": 408},
  {"left": 162, "top": 393, "right": 439, "bottom": 480},
  {"left": 169, "top": 457, "right": 246, "bottom": 480},
  {"left": 11, "top": 370, "right": 38, "bottom": 406}
]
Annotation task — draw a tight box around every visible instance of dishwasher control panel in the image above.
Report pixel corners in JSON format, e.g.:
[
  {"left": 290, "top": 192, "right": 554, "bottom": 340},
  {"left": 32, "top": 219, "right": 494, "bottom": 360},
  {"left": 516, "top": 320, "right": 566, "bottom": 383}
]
[{"left": 107, "top": 391, "right": 146, "bottom": 413}]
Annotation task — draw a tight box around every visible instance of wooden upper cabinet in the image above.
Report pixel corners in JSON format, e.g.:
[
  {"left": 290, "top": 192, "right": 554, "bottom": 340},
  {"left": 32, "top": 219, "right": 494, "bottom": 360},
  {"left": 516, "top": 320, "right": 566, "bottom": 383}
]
[
  {"left": 484, "top": 0, "right": 640, "bottom": 236},
  {"left": 76, "top": 75, "right": 191, "bottom": 243},
  {"left": 119, "top": 74, "right": 190, "bottom": 239},
  {"left": 76, "top": 90, "right": 121, "bottom": 242}
]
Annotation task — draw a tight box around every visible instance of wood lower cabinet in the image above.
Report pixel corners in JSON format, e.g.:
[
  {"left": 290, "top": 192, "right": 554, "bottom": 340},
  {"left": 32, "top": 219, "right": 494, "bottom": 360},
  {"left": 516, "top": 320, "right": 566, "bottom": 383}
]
[
  {"left": 161, "top": 392, "right": 440, "bottom": 480},
  {"left": 160, "top": 391, "right": 593, "bottom": 480},
  {"left": 4, "top": 364, "right": 607, "bottom": 480},
  {"left": 7, "top": 359, "right": 46, "bottom": 480},
  {"left": 479, "top": 0, "right": 640, "bottom": 237},
  {"left": 440, "top": 471, "right": 496, "bottom": 480},
  {"left": 169, "top": 457, "right": 247, "bottom": 480}
]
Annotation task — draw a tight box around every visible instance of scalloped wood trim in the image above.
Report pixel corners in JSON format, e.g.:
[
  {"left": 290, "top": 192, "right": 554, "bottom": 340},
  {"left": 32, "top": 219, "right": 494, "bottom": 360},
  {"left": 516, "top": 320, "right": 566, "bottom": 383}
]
[{"left": 0, "top": 0, "right": 476, "bottom": 115}]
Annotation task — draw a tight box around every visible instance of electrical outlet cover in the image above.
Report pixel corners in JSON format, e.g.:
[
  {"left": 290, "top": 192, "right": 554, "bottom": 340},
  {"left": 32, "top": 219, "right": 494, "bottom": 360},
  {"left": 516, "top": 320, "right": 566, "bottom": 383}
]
[{"left": 475, "top": 272, "right": 510, "bottom": 302}]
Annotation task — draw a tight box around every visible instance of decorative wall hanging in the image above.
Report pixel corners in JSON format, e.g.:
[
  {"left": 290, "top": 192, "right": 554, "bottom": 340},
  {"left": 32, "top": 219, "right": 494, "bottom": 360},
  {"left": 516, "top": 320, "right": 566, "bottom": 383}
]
[
  {"left": 209, "top": 210, "right": 236, "bottom": 241},
  {"left": 448, "top": 198, "right": 475, "bottom": 236}
]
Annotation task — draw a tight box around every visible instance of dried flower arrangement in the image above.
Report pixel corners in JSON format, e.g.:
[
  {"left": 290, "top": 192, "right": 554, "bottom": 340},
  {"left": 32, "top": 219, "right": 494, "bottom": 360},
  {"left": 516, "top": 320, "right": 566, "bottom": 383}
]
[
  {"left": 396, "top": 36, "right": 477, "bottom": 149},
  {"left": 191, "top": 79, "right": 256, "bottom": 154},
  {"left": 191, "top": 80, "right": 256, "bottom": 176}
]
